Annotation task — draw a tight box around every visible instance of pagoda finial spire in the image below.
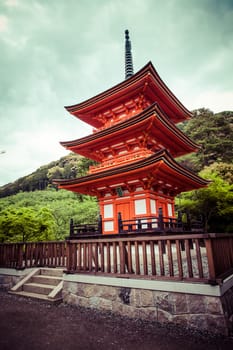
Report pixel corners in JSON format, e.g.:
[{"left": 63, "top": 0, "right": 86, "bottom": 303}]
[{"left": 125, "top": 29, "right": 134, "bottom": 79}]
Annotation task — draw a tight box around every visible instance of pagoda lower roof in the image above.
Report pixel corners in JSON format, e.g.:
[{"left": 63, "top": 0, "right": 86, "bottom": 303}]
[
  {"left": 65, "top": 62, "right": 193, "bottom": 128},
  {"left": 53, "top": 149, "right": 209, "bottom": 196}
]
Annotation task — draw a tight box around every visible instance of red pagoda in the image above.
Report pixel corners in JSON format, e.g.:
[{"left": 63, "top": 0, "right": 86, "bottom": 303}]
[{"left": 54, "top": 30, "right": 208, "bottom": 234}]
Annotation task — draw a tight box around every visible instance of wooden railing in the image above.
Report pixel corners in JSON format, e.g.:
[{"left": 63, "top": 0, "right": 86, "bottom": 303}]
[
  {"left": 118, "top": 209, "right": 203, "bottom": 233},
  {"left": 205, "top": 233, "right": 233, "bottom": 281},
  {"left": 0, "top": 241, "right": 67, "bottom": 269},
  {"left": 69, "top": 216, "right": 102, "bottom": 237},
  {"left": 69, "top": 210, "right": 203, "bottom": 238},
  {"left": 66, "top": 233, "right": 233, "bottom": 284},
  {"left": 119, "top": 215, "right": 180, "bottom": 233},
  {"left": 0, "top": 234, "right": 232, "bottom": 284}
]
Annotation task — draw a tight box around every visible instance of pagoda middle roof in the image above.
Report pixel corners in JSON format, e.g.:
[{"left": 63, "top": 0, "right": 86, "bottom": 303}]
[
  {"left": 65, "top": 62, "right": 193, "bottom": 128},
  {"left": 60, "top": 103, "right": 200, "bottom": 160},
  {"left": 53, "top": 149, "right": 209, "bottom": 196}
]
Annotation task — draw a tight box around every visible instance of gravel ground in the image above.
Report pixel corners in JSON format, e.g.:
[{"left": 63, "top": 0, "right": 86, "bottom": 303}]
[{"left": 0, "top": 291, "right": 233, "bottom": 350}]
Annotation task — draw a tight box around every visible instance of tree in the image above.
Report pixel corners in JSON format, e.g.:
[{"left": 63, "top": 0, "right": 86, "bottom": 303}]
[
  {"left": 36, "top": 207, "right": 57, "bottom": 241},
  {"left": 0, "top": 206, "right": 56, "bottom": 242},
  {"left": 0, "top": 189, "right": 99, "bottom": 241},
  {"left": 76, "top": 157, "right": 97, "bottom": 177},
  {"left": 176, "top": 163, "right": 233, "bottom": 232},
  {"left": 177, "top": 109, "right": 233, "bottom": 171}
]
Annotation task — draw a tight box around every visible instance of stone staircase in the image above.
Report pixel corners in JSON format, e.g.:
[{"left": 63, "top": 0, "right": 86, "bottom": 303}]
[{"left": 9, "top": 268, "right": 64, "bottom": 303}]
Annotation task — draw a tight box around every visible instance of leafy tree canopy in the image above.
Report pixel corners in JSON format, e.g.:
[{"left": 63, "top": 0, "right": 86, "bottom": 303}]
[
  {"left": 0, "top": 206, "right": 56, "bottom": 242},
  {"left": 176, "top": 163, "right": 233, "bottom": 233},
  {"left": 177, "top": 109, "right": 233, "bottom": 171},
  {"left": 0, "top": 189, "right": 98, "bottom": 242}
]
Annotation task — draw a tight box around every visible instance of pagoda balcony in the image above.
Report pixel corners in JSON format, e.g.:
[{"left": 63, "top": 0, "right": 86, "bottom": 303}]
[
  {"left": 68, "top": 209, "right": 203, "bottom": 239},
  {"left": 89, "top": 149, "right": 153, "bottom": 174}
]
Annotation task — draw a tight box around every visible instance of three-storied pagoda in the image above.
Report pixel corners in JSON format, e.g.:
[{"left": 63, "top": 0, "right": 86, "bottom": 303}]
[{"left": 54, "top": 30, "right": 208, "bottom": 234}]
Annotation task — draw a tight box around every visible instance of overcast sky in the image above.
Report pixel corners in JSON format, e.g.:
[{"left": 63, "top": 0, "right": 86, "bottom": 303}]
[{"left": 0, "top": 0, "right": 232, "bottom": 186}]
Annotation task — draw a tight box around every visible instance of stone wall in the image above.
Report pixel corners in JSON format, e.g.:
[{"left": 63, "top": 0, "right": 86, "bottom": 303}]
[
  {"left": 221, "top": 284, "right": 233, "bottom": 333},
  {"left": 1, "top": 268, "right": 232, "bottom": 335},
  {"left": 0, "top": 268, "right": 32, "bottom": 290},
  {"left": 63, "top": 275, "right": 233, "bottom": 336}
]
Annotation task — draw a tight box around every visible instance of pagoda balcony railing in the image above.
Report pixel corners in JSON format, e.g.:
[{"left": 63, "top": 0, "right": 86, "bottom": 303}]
[
  {"left": 89, "top": 149, "right": 152, "bottom": 174},
  {"left": 118, "top": 210, "right": 203, "bottom": 234},
  {"left": 118, "top": 216, "right": 178, "bottom": 233},
  {"left": 68, "top": 209, "right": 203, "bottom": 239},
  {"left": 69, "top": 216, "right": 103, "bottom": 238}
]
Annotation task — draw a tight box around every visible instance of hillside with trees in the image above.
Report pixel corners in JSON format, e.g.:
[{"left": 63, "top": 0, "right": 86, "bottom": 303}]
[
  {"left": 0, "top": 108, "right": 232, "bottom": 241},
  {"left": 0, "top": 154, "right": 96, "bottom": 198},
  {"left": 177, "top": 109, "right": 233, "bottom": 171},
  {"left": 0, "top": 190, "right": 98, "bottom": 243},
  {"left": 176, "top": 109, "right": 233, "bottom": 233}
]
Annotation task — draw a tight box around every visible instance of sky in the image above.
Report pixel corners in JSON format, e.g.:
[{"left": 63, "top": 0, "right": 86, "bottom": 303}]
[{"left": 0, "top": 0, "right": 232, "bottom": 186}]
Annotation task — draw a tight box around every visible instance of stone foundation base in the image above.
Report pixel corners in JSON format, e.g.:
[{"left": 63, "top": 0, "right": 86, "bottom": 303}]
[
  {"left": 63, "top": 274, "right": 233, "bottom": 336},
  {"left": 1, "top": 268, "right": 232, "bottom": 336},
  {"left": 0, "top": 268, "right": 33, "bottom": 290}
]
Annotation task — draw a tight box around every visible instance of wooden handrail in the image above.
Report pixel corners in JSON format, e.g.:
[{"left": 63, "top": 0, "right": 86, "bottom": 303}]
[
  {"left": 0, "top": 241, "right": 67, "bottom": 270},
  {"left": 69, "top": 215, "right": 103, "bottom": 237},
  {"left": 65, "top": 233, "right": 233, "bottom": 284},
  {"left": 69, "top": 211, "right": 203, "bottom": 238},
  {"left": 118, "top": 212, "right": 203, "bottom": 234},
  {"left": 0, "top": 233, "right": 232, "bottom": 284}
]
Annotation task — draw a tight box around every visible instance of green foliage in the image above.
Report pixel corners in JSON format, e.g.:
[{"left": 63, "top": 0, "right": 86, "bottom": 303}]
[
  {"left": 177, "top": 109, "right": 233, "bottom": 172},
  {"left": 0, "top": 206, "right": 56, "bottom": 242},
  {"left": 0, "top": 189, "right": 98, "bottom": 242},
  {"left": 205, "top": 162, "right": 233, "bottom": 184},
  {"left": 176, "top": 163, "right": 233, "bottom": 232}
]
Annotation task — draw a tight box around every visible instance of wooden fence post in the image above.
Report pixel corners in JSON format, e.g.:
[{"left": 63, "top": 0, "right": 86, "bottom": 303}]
[
  {"left": 118, "top": 212, "right": 123, "bottom": 233},
  {"left": 158, "top": 208, "right": 166, "bottom": 253},
  {"left": 98, "top": 214, "right": 102, "bottom": 234},
  {"left": 119, "top": 241, "right": 126, "bottom": 274},
  {"left": 17, "top": 243, "right": 24, "bottom": 269},
  {"left": 158, "top": 208, "right": 164, "bottom": 231},
  {"left": 66, "top": 240, "right": 72, "bottom": 273},
  {"left": 204, "top": 236, "right": 217, "bottom": 284},
  {"left": 70, "top": 219, "right": 74, "bottom": 237}
]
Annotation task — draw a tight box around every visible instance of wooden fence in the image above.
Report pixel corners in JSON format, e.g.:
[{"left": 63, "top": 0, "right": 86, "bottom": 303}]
[
  {"left": 0, "top": 233, "right": 232, "bottom": 284},
  {"left": 66, "top": 233, "right": 233, "bottom": 283},
  {"left": 0, "top": 241, "right": 67, "bottom": 269}
]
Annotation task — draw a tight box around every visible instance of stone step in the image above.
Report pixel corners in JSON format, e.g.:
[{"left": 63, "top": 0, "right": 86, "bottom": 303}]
[
  {"left": 9, "top": 268, "right": 64, "bottom": 303},
  {"left": 32, "top": 275, "right": 62, "bottom": 286},
  {"left": 40, "top": 268, "right": 64, "bottom": 277},
  {"left": 23, "top": 282, "right": 54, "bottom": 295},
  {"left": 9, "top": 290, "right": 62, "bottom": 303}
]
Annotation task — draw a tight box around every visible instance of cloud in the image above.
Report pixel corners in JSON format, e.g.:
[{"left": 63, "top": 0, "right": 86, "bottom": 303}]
[
  {"left": 5, "top": 0, "right": 19, "bottom": 6},
  {"left": 189, "top": 91, "right": 233, "bottom": 113},
  {"left": 0, "top": 15, "right": 8, "bottom": 31}
]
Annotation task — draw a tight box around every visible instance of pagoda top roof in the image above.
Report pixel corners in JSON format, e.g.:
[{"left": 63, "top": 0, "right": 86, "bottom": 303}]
[
  {"left": 60, "top": 103, "right": 200, "bottom": 160},
  {"left": 53, "top": 149, "right": 209, "bottom": 196},
  {"left": 65, "top": 62, "right": 193, "bottom": 128}
]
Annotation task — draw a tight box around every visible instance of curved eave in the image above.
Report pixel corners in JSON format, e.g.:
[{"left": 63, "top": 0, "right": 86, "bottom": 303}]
[
  {"left": 53, "top": 149, "right": 209, "bottom": 195},
  {"left": 65, "top": 62, "right": 192, "bottom": 127},
  {"left": 60, "top": 103, "right": 200, "bottom": 159}
]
